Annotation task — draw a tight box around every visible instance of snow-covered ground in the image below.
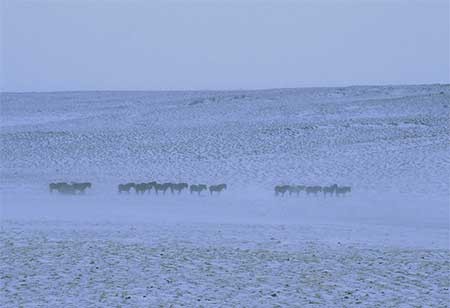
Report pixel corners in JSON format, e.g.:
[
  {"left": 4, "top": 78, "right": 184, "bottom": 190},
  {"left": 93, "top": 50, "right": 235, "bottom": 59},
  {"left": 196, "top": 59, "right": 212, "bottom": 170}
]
[{"left": 1, "top": 85, "right": 449, "bottom": 306}]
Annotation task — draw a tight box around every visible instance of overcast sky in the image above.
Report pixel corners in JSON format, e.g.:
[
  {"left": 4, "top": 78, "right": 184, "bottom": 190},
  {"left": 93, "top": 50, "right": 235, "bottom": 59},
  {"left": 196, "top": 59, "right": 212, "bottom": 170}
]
[{"left": 1, "top": 0, "right": 449, "bottom": 92}]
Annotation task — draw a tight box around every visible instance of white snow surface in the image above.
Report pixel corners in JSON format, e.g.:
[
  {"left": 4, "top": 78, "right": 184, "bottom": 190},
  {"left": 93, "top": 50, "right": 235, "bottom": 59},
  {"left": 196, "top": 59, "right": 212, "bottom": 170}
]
[{"left": 1, "top": 85, "right": 449, "bottom": 307}]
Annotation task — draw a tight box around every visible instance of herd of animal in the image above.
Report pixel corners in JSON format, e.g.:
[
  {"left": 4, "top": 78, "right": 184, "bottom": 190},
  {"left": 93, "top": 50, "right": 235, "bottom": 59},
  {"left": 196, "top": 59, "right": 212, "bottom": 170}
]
[
  {"left": 118, "top": 182, "right": 227, "bottom": 195},
  {"left": 49, "top": 182, "right": 92, "bottom": 195},
  {"left": 49, "top": 182, "right": 352, "bottom": 197},
  {"left": 274, "top": 184, "right": 351, "bottom": 197},
  {"left": 48, "top": 181, "right": 227, "bottom": 195}
]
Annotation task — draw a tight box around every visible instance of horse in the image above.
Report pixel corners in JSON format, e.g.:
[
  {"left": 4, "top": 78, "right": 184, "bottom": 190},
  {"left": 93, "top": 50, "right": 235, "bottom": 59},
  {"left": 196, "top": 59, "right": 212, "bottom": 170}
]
[
  {"left": 153, "top": 183, "right": 172, "bottom": 195},
  {"left": 288, "top": 185, "right": 305, "bottom": 196},
  {"left": 49, "top": 182, "right": 78, "bottom": 195},
  {"left": 209, "top": 184, "right": 227, "bottom": 195},
  {"left": 171, "top": 183, "right": 188, "bottom": 194},
  {"left": 118, "top": 183, "right": 136, "bottom": 194},
  {"left": 274, "top": 185, "right": 290, "bottom": 196},
  {"left": 190, "top": 184, "right": 207, "bottom": 195},
  {"left": 323, "top": 184, "right": 338, "bottom": 197},
  {"left": 336, "top": 186, "right": 351, "bottom": 197},
  {"left": 161, "top": 183, "right": 173, "bottom": 194},
  {"left": 57, "top": 183, "right": 76, "bottom": 195},
  {"left": 305, "top": 186, "right": 322, "bottom": 196},
  {"left": 49, "top": 182, "right": 68, "bottom": 193},
  {"left": 134, "top": 183, "right": 149, "bottom": 194},
  {"left": 72, "top": 182, "right": 92, "bottom": 194},
  {"left": 153, "top": 183, "right": 163, "bottom": 194},
  {"left": 146, "top": 181, "right": 157, "bottom": 193}
]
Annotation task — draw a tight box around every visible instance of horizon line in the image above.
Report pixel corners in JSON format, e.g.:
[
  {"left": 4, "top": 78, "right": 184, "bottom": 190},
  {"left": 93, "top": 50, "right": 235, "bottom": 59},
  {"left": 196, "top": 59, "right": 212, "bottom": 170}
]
[{"left": 1, "top": 82, "right": 449, "bottom": 95}]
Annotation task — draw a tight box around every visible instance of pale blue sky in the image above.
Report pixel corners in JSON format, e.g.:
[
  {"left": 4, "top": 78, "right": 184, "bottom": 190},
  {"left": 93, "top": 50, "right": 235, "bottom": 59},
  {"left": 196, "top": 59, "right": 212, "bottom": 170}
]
[{"left": 1, "top": 0, "right": 449, "bottom": 92}]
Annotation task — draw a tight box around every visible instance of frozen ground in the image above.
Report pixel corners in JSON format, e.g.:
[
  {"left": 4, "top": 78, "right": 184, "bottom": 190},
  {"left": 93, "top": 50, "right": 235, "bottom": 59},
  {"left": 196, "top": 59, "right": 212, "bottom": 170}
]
[
  {"left": 1, "top": 221, "right": 449, "bottom": 307},
  {"left": 1, "top": 85, "right": 449, "bottom": 306}
]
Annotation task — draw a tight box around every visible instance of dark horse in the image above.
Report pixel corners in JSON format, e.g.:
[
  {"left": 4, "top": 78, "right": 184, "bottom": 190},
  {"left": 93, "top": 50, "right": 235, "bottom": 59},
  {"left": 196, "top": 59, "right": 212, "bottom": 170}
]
[
  {"left": 49, "top": 182, "right": 76, "bottom": 195},
  {"left": 163, "top": 183, "right": 173, "bottom": 194},
  {"left": 305, "top": 186, "right": 322, "bottom": 196},
  {"left": 336, "top": 186, "right": 351, "bottom": 196},
  {"left": 171, "top": 183, "right": 189, "bottom": 194},
  {"left": 288, "top": 185, "right": 305, "bottom": 196},
  {"left": 146, "top": 181, "right": 157, "bottom": 193},
  {"left": 323, "top": 184, "right": 338, "bottom": 197},
  {"left": 209, "top": 184, "right": 227, "bottom": 195},
  {"left": 152, "top": 183, "right": 171, "bottom": 194},
  {"left": 49, "top": 182, "right": 68, "bottom": 193},
  {"left": 118, "top": 183, "right": 136, "bottom": 193},
  {"left": 134, "top": 183, "right": 150, "bottom": 194},
  {"left": 72, "top": 182, "right": 92, "bottom": 194},
  {"left": 274, "top": 185, "right": 290, "bottom": 196},
  {"left": 190, "top": 184, "right": 207, "bottom": 195}
]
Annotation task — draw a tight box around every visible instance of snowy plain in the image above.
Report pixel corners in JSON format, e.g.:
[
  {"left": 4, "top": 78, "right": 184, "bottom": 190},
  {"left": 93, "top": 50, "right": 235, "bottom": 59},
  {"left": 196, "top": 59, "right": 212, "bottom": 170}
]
[{"left": 1, "top": 85, "right": 449, "bottom": 306}]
